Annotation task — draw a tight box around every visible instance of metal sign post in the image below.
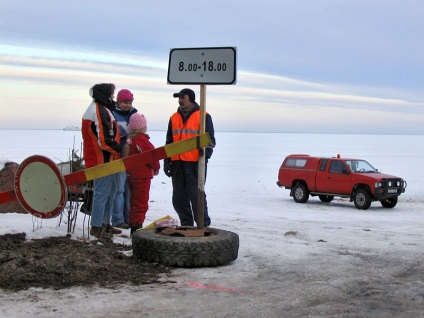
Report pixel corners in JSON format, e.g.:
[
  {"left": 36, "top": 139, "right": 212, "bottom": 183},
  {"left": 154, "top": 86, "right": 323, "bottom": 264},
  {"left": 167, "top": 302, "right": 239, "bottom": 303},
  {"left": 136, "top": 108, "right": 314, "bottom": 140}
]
[{"left": 168, "top": 47, "right": 237, "bottom": 229}]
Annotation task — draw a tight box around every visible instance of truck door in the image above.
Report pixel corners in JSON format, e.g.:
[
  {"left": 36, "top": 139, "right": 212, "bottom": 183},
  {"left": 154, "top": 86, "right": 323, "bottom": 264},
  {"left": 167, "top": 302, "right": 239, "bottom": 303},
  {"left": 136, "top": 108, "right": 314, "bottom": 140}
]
[
  {"left": 323, "top": 159, "right": 352, "bottom": 194},
  {"left": 315, "top": 158, "right": 328, "bottom": 190}
]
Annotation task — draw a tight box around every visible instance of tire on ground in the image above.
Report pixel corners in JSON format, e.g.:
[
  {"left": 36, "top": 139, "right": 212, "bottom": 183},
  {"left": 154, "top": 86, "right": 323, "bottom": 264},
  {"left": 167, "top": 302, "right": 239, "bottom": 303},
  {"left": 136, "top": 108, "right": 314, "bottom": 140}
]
[
  {"left": 380, "top": 196, "right": 398, "bottom": 208},
  {"left": 292, "top": 183, "right": 309, "bottom": 203},
  {"left": 132, "top": 228, "right": 239, "bottom": 267},
  {"left": 319, "top": 195, "right": 334, "bottom": 203},
  {"left": 353, "top": 188, "right": 372, "bottom": 210}
]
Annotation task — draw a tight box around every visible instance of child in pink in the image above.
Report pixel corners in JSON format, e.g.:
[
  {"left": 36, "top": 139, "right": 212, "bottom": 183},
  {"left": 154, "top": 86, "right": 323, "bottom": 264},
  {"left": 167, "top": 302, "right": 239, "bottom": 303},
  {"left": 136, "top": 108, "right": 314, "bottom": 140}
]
[{"left": 124, "top": 113, "right": 160, "bottom": 234}]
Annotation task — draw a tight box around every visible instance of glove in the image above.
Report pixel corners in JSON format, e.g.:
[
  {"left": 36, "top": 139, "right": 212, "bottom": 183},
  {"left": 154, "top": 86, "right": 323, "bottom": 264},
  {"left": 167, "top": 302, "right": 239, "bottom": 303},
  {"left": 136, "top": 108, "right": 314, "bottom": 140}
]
[
  {"left": 110, "top": 141, "right": 121, "bottom": 154},
  {"left": 163, "top": 158, "right": 172, "bottom": 177}
]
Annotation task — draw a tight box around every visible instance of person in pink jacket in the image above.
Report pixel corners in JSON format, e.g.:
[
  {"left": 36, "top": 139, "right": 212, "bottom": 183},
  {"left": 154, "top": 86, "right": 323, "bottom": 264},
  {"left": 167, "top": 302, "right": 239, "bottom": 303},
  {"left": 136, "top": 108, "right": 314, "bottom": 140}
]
[{"left": 123, "top": 113, "right": 160, "bottom": 234}]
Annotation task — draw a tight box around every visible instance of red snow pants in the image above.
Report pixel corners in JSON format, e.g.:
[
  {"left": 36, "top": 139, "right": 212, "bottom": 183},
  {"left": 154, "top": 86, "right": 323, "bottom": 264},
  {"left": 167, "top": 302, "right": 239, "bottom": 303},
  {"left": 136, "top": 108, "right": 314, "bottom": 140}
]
[{"left": 127, "top": 177, "right": 151, "bottom": 227}]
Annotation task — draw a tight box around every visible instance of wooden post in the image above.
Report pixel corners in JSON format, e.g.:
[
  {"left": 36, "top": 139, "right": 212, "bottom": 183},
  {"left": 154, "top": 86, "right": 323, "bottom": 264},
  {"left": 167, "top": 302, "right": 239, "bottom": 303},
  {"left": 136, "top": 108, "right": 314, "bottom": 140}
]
[{"left": 197, "top": 84, "right": 206, "bottom": 229}]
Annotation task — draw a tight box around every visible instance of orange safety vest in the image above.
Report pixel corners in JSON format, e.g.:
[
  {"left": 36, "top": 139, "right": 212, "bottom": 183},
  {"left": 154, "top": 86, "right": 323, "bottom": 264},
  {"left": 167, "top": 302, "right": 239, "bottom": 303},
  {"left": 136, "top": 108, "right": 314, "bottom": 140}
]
[{"left": 170, "top": 110, "right": 202, "bottom": 162}]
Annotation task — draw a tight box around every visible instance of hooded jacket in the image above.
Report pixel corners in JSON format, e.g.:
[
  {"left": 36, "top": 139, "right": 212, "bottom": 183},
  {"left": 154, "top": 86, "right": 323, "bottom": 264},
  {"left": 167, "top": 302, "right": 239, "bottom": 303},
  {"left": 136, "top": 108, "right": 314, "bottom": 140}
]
[
  {"left": 89, "top": 83, "right": 116, "bottom": 110},
  {"left": 82, "top": 83, "right": 121, "bottom": 168}
]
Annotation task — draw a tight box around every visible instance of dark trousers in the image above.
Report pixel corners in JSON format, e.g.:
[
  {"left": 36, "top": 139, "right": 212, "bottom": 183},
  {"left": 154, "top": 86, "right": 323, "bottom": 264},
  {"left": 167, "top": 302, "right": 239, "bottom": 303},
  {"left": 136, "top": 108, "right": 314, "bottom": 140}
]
[{"left": 171, "top": 160, "right": 211, "bottom": 227}]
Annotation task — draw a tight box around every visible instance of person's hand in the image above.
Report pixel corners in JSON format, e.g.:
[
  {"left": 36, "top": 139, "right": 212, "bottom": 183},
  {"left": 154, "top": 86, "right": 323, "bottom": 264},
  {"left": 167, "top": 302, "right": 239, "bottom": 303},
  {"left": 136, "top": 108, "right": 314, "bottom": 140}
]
[
  {"left": 111, "top": 142, "right": 121, "bottom": 154},
  {"left": 163, "top": 158, "right": 172, "bottom": 177}
]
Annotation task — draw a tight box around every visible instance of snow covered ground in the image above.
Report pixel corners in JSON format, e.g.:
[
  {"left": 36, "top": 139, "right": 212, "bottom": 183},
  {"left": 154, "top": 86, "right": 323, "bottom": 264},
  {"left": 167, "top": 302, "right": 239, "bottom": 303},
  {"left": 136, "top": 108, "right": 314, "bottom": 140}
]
[{"left": 1, "top": 130, "right": 423, "bottom": 317}]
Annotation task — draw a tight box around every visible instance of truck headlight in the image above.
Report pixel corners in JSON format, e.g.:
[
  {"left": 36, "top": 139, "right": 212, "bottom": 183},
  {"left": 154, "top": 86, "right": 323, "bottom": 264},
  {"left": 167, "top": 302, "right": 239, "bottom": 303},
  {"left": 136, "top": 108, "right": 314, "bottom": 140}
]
[
  {"left": 388, "top": 181, "right": 392, "bottom": 187},
  {"left": 396, "top": 181, "right": 401, "bottom": 187},
  {"left": 375, "top": 182, "right": 382, "bottom": 188}
]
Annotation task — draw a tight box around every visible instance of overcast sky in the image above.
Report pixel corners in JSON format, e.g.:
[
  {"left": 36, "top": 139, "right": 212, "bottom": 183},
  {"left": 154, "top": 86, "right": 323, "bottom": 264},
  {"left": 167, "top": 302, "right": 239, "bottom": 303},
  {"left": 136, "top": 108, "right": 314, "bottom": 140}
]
[{"left": 0, "top": 0, "right": 423, "bottom": 134}]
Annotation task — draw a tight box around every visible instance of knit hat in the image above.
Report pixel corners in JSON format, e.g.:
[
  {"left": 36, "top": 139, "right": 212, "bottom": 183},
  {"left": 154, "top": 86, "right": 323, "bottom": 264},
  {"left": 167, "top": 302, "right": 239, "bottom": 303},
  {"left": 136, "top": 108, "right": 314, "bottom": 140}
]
[
  {"left": 117, "top": 89, "right": 134, "bottom": 103},
  {"left": 129, "top": 113, "right": 147, "bottom": 131}
]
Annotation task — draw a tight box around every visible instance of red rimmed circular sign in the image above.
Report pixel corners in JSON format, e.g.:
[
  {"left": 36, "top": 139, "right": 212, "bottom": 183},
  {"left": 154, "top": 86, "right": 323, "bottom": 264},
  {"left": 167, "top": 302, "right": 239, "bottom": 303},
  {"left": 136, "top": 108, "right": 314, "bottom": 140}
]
[{"left": 14, "top": 155, "right": 67, "bottom": 219}]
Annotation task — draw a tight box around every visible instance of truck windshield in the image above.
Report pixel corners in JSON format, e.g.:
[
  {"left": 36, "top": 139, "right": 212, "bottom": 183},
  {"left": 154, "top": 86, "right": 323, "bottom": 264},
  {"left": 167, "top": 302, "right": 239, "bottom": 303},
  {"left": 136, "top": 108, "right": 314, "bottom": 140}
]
[{"left": 345, "top": 160, "right": 377, "bottom": 173}]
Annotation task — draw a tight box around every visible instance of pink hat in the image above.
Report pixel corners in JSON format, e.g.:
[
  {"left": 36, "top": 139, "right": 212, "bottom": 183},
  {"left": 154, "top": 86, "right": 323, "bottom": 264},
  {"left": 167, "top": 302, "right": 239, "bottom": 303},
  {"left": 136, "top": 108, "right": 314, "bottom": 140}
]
[
  {"left": 117, "top": 89, "right": 134, "bottom": 103},
  {"left": 129, "top": 113, "right": 147, "bottom": 131}
]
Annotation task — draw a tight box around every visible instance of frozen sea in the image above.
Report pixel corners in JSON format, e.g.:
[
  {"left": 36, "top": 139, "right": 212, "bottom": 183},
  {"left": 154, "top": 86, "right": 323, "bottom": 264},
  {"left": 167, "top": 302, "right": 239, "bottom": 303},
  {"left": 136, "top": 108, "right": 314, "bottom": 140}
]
[{"left": 0, "top": 129, "right": 423, "bottom": 317}]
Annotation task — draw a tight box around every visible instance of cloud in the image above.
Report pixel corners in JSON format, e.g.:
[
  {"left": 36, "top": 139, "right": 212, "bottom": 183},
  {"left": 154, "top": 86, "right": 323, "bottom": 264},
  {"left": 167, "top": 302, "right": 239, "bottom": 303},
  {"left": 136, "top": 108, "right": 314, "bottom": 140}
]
[{"left": 1, "top": 44, "right": 423, "bottom": 134}]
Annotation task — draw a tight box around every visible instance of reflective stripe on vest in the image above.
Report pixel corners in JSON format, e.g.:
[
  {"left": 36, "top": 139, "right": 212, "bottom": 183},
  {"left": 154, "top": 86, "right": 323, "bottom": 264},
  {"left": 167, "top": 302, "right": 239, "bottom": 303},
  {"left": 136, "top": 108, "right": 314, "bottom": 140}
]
[{"left": 170, "top": 110, "right": 201, "bottom": 162}]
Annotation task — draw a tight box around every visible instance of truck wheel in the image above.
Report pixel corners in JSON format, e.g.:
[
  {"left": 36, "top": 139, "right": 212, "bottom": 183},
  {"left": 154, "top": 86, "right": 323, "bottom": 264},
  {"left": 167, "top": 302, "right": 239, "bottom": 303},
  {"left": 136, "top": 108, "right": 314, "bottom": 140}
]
[
  {"left": 292, "top": 183, "right": 309, "bottom": 203},
  {"left": 319, "top": 195, "right": 334, "bottom": 203},
  {"left": 380, "top": 197, "right": 398, "bottom": 208},
  {"left": 132, "top": 228, "right": 239, "bottom": 267},
  {"left": 353, "top": 189, "right": 372, "bottom": 210}
]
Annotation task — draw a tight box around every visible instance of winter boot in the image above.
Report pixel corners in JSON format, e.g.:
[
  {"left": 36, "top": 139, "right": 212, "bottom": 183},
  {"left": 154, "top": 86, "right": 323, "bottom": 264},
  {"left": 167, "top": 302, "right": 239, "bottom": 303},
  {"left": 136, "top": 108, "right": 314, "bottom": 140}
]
[
  {"left": 114, "top": 222, "right": 130, "bottom": 229},
  {"left": 90, "top": 226, "right": 113, "bottom": 239},
  {"left": 89, "top": 226, "right": 102, "bottom": 238},
  {"left": 130, "top": 224, "right": 143, "bottom": 235},
  {"left": 104, "top": 224, "right": 122, "bottom": 235}
]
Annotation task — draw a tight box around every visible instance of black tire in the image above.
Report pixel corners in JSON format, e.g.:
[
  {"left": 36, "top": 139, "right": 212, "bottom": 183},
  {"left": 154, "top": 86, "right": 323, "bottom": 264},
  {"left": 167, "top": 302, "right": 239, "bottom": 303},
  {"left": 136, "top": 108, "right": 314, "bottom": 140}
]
[
  {"left": 132, "top": 227, "right": 239, "bottom": 267},
  {"left": 354, "top": 189, "right": 372, "bottom": 210},
  {"left": 292, "top": 183, "right": 309, "bottom": 203},
  {"left": 381, "top": 197, "right": 398, "bottom": 208},
  {"left": 319, "top": 195, "right": 334, "bottom": 203}
]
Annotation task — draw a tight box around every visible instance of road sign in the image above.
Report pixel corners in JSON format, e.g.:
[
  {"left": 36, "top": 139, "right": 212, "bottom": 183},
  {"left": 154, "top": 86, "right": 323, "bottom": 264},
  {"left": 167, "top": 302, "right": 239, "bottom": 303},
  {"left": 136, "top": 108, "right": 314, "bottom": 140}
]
[
  {"left": 167, "top": 47, "right": 237, "bottom": 85},
  {"left": 15, "top": 155, "right": 67, "bottom": 219}
]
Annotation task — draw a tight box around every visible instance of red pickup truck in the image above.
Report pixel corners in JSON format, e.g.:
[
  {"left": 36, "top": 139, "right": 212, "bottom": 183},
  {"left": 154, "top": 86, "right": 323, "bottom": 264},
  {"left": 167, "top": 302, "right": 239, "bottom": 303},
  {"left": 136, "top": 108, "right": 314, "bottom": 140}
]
[{"left": 277, "top": 154, "right": 407, "bottom": 210}]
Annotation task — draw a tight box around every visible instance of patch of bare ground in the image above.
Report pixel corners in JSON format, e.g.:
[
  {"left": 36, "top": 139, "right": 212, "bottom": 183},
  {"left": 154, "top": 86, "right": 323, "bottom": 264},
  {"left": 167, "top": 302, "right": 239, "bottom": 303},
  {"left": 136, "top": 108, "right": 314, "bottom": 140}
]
[{"left": 0, "top": 233, "right": 173, "bottom": 292}]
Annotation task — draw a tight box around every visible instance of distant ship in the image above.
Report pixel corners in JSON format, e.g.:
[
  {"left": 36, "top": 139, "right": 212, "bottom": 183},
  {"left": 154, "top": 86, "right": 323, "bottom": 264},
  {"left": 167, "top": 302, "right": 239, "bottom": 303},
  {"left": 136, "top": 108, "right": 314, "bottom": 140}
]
[{"left": 63, "top": 126, "right": 80, "bottom": 131}]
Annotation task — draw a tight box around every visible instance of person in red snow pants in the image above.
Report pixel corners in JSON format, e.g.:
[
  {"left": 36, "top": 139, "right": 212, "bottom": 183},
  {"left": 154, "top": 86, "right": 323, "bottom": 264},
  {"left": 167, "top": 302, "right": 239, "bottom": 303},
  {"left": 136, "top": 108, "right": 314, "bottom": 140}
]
[{"left": 123, "top": 113, "right": 160, "bottom": 234}]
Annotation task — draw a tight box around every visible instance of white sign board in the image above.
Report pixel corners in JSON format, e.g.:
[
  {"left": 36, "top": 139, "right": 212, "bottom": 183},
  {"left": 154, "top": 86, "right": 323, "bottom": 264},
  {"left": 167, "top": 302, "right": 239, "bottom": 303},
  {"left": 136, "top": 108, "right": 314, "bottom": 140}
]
[{"left": 167, "top": 47, "right": 237, "bottom": 85}]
